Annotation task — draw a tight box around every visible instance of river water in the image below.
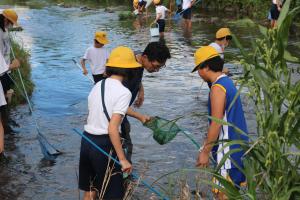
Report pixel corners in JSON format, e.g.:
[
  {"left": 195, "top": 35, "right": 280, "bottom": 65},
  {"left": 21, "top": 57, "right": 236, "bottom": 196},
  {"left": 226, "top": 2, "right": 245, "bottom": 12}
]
[{"left": 0, "top": 3, "right": 298, "bottom": 200}]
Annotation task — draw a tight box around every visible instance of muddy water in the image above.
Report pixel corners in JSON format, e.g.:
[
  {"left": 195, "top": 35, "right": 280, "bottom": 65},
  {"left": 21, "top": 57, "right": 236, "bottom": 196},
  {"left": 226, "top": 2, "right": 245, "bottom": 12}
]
[{"left": 0, "top": 4, "right": 298, "bottom": 200}]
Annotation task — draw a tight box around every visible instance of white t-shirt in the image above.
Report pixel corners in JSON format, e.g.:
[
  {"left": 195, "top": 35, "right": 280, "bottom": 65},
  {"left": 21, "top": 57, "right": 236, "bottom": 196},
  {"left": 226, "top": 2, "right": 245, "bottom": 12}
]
[
  {"left": 0, "top": 28, "right": 10, "bottom": 64},
  {"left": 156, "top": 5, "right": 168, "bottom": 20},
  {"left": 83, "top": 46, "right": 110, "bottom": 75},
  {"left": 182, "top": 0, "right": 192, "bottom": 10},
  {"left": 0, "top": 53, "right": 8, "bottom": 106},
  {"left": 209, "top": 42, "right": 224, "bottom": 59},
  {"left": 84, "top": 78, "right": 132, "bottom": 135}
]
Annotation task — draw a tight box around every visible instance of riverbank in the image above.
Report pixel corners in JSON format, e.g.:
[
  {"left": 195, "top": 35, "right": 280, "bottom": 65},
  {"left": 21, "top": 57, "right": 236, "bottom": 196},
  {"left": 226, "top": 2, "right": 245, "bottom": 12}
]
[{"left": 9, "top": 38, "right": 34, "bottom": 108}]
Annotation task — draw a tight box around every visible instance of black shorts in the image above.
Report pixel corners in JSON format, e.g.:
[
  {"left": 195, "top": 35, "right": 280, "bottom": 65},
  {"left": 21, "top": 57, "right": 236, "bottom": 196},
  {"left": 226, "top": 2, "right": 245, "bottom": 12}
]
[
  {"left": 79, "top": 131, "right": 124, "bottom": 199},
  {"left": 138, "top": 0, "right": 146, "bottom": 7},
  {"left": 156, "top": 19, "right": 165, "bottom": 33},
  {"left": 270, "top": 4, "right": 280, "bottom": 20},
  {"left": 92, "top": 74, "right": 105, "bottom": 84},
  {"left": 182, "top": 8, "right": 192, "bottom": 20},
  {"left": 0, "top": 73, "right": 13, "bottom": 94}
]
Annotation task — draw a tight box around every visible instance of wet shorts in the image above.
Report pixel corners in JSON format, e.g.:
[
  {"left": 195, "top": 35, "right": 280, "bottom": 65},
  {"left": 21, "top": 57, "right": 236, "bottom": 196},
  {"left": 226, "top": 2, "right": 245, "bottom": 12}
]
[
  {"left": 156, "top": 19, "right": 165, "bottom": 33},
  {"left": 182, "top": 8, "right": 192, "bottom": 20},
  {"left": 270, "top": 4, "right": 280, "bottom": 20},
  {"left": 79, "top": 131, "right": 124, "bottom": 199},
  {"left": 212, "top": 168, "right": 246, "bottom": 193},
  {"left": 0, "top": 73, "right": 13, "bottom": 94}
]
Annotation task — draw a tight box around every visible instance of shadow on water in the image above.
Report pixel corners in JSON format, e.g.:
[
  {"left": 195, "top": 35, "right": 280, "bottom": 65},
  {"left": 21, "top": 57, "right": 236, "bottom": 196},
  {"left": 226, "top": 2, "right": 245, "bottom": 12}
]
[{"left": 0, "top": 2, "right": 299, "bottom": 200}]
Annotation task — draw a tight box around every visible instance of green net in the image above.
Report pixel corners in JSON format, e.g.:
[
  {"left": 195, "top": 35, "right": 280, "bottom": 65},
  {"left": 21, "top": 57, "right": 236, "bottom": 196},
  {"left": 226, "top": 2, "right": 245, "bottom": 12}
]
[{"left": 143, "top": 116, "right": 182, "bottom": 145}]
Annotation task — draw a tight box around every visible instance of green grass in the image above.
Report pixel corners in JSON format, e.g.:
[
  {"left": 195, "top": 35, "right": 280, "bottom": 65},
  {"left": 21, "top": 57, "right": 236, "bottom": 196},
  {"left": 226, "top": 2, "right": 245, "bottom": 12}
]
[{"left": 9, "top": 39, "right": 34, "bottom": 107}]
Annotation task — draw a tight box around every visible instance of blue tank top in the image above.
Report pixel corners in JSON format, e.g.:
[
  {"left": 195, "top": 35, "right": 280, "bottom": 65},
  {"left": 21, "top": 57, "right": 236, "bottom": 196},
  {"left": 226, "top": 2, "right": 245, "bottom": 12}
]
[{"left": 208, "top": 75, "right": 248, "bottom": 169}]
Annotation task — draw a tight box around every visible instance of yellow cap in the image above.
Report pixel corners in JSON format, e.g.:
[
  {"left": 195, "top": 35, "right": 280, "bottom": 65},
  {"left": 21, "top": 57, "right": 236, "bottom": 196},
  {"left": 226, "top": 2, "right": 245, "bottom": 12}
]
[
  {"left": 191, "top": 46, "right": 219, "bottom": 72},
  {"left": 2, "top": 9, "right": 18, "bottom": 26},
  {"left": 106, "top": 46, "right": 142, "bottom": 69},
  {"left": 95, "top": 31, "right": 109, "bottom": 45},
  {"left": 216, "top": 28, "right": 231, "bottom": 39},
  {"left": 153, "top": 0, "right": 160, "bottom": 4}
]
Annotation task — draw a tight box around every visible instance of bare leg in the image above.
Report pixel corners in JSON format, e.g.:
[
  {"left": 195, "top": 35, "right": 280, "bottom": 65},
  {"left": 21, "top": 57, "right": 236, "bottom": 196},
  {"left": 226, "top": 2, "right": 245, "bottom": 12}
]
[{"left": 83, "top": 191, "right": 96, "bottom": 200}]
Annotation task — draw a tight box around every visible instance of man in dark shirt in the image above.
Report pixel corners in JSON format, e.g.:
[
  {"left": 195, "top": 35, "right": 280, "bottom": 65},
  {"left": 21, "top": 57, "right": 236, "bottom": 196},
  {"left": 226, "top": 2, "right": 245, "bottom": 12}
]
[{"left": 122, "top": 41, "right": 171, "bottom": 162}]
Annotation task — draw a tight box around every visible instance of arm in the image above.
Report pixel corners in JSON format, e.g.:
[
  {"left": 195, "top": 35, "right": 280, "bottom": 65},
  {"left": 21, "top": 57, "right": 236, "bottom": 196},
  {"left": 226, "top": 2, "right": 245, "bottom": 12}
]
[
  {"left": 80, "top": 58, "right": 88, "bottom": 75},
  {"left": 156, "top": 13, "right": 162, "bottom": 21},
  {"left": 196, "top": 85, "right": 226, "bottom": 168},
  {"left": 108, "top": 113, "right": 132, "bottom": 173},
  {"left": 127, "top": 107, "right": 150, "bottom": 124},
  {"left": 134, "top": 83, "right": 144, "bottom": 108}
]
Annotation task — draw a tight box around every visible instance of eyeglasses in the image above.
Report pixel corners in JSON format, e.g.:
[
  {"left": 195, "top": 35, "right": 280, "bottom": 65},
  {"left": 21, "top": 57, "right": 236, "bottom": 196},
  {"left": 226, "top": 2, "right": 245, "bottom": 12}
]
[{"left": 150, "top": 61, "right": 166, "bottom": 71}]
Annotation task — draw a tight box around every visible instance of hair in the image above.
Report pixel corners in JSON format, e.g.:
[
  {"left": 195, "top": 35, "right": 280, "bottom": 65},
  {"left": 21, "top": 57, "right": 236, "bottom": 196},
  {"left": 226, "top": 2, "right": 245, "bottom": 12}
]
[
  {"left": 0, "top": 14, "right": 6, "bottom": 32},
  {"left": 105, "top": 66, "right": 131, "bottom": 78},
  {"left": 216, "top": 35, "right": 232, "bottom": 41},
  {"left": 199, "top": 56, "right": 224, "bottom": 72},
  {"left": 142, "top": 41, "right": 171, "bottom": 63}
]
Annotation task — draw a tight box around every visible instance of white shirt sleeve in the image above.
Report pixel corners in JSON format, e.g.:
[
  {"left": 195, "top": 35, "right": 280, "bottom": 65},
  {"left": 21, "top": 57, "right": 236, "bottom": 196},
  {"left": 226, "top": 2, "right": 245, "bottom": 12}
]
[
  {"left": 0, "top": 53, "right": 9, "bottom": 75},
  {"left": 83, "top": 48, "right": 90, "bottom": 60},
  {"left": 112, "top": 92, "right": 132, "bottom": 116}
]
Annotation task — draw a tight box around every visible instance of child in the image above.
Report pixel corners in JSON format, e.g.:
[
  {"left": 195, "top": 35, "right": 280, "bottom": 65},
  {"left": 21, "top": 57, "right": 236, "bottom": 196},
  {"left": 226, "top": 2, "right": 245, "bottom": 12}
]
[
  {"left": 0, "top": 51, "right": 20, "bottom": 162},
  {"left": 133, "top": 0, "right": 139, "bottom": 11},
  {"left": 79, "top": 46, "right": 150, "bottom": 199},
  {"left": 153, "top": 0, "right": 170, "bottom": 38},
  {"left": 138, "top": 0, "right": 147, "bottom": 14},
  {"left": 209, "top": 28, "right": 232, "bottom": 60},
  {"left": 182, "top": 0, "right": 195, "bottom": 30},
  {"left": 81, "top": 31, "right": 110, "bottom": 83},
  {"left": 192, "top": 46, "right": 248, "bottom": 200},
  {"left": 0, "top": 9, "right": 18, "bottom": 103}
]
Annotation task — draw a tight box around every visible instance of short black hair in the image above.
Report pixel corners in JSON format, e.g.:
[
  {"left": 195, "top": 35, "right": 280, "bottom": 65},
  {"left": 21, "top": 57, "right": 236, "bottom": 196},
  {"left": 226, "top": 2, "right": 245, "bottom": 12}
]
[
  {"left": 142, "top": 42, "right": 171, "bottom": 63},
  {"left": 199, "top": 56, "right": 224, "bottom": 72},
  {"left": 216, "top": 35, "right": 232, "bottom": 41},
  {"left": 105, "top": 66, "right": 130, "bottom": 78}
]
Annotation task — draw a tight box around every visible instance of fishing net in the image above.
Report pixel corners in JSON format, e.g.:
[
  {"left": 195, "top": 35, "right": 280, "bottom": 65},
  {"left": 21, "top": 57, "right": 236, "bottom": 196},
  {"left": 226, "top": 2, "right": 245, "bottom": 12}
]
[{"left": 143, "top": 116, "right": 182, "bottom": 145}]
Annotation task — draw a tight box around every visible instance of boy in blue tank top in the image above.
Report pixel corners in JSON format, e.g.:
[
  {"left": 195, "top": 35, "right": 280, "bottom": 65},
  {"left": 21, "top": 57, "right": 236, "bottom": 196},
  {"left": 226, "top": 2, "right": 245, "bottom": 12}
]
[{"left": 191, "top": 46, "right": 248, "bottom": 199}]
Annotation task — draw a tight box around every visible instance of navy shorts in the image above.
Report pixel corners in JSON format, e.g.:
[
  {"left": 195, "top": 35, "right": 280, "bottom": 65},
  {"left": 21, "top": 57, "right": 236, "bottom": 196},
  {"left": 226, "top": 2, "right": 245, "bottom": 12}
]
[
  {"left": 79, "top": 131, "right": 124, "bottom": 199},
  {"left": 270, "top": 4, "right": 280, "bottom": 20},
  {"left": 156, "top": 19, "right": 165, "bottom": 33},
  {"left": 0, "top": 73, "right": 13, "bottom": 93},
  {"left": 182, "top": 8, "right": 192, "bottom": 20}
]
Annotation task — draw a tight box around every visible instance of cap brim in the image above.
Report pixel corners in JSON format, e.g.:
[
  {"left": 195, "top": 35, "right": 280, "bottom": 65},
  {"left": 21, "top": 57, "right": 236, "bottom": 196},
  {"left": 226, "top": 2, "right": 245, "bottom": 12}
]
[
  {"left": 95, "top": 38, "right": 109, "bottom": 45},
  {"left": 191, "top": 66, "right": 198, "bottom": 73},
  {"left": 106, "top": 62, "right": 142, "bottom": 69}
]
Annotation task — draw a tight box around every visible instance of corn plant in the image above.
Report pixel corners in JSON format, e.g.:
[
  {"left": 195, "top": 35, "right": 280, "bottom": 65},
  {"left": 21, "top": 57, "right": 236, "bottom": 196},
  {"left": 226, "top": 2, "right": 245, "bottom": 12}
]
[{"left": 213, "top": 0, "right": 300, "bottom": 199}]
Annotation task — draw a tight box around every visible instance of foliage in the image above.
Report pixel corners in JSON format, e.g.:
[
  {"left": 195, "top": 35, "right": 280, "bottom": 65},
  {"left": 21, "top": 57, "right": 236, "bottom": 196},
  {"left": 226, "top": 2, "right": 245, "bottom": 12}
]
[
  {"left": 119, "top": 11, "right": 135, "bottom": 21},
  {"left": 9, "top": 39, "right": 34, "bottom": 107},
  {"left": 211, "top": 0, "right": 300, "bottom": 199}
]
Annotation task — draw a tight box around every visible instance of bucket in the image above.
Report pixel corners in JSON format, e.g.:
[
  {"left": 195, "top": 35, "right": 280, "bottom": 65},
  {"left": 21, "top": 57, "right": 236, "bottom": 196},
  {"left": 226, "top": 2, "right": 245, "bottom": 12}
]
[{"left": 150, "top": 23, "right": 159, "bottom": 37}]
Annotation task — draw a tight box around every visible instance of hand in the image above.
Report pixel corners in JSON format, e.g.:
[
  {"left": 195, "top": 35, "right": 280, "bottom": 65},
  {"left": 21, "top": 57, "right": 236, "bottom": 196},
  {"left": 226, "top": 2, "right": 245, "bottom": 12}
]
[
  {"left": 10, "top": 59, "right": 20, "bottom": 69},
  {"left": 222, "top": 67, "right": 229, "bottom": 75},
  {"left": 139, "top": 114, "right": 151, "bottom": 124},
  {"left": 196, "top": 150, "right": 210, "bottom": 168},
  {"left": 120, "top": 159, "right": 132, "bottom": 174},
  {"left": 83, "top": 68, "right": 88, "bottom": 75},
  {"left": 134, "top": 94, "right": 144, "bottom": 108}
]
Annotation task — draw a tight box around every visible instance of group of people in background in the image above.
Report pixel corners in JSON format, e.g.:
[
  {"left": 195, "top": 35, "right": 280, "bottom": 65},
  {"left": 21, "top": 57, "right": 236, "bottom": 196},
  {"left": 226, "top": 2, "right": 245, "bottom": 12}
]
[
  {"left": 134, "top": 0, "right": 283, "bottom": 40},
  {"left": 79, "top": 24, "right": 248, "bottom": 200},
  {"left": 0, "top": 9, "right": 21, "bottom": 162}
]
